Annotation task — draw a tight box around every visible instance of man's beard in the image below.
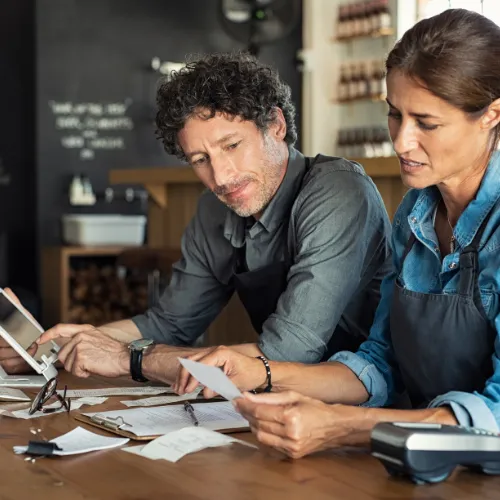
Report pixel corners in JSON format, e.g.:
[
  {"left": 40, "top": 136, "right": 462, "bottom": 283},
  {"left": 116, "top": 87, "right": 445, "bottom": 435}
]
[
  {"left": 215, "top": 139, "right": 286, "bottom": 217},
  {"left": 216, "top": 162, "right": 283, "bottom": 217}
]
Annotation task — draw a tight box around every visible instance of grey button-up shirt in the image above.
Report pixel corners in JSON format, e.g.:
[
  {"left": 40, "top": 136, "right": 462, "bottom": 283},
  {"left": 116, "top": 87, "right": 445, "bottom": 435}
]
[{"left": 132, "top": 147, "right": 393, "bottom": 363}]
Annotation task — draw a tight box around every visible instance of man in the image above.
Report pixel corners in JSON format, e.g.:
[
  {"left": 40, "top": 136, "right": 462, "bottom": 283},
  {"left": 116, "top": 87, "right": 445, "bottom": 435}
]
[{"left": 0, "top": 52, "right": 392, "bottom": 384}]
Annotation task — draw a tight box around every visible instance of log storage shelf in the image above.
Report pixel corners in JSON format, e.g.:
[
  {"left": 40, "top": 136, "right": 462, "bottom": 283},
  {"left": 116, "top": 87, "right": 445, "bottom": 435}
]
[{"left": 41, "top": 245, "right": 148, "bottom": 328}]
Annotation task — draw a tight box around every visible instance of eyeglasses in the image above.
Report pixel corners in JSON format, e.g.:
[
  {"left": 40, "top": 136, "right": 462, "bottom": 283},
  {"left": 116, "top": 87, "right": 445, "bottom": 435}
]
[{"left": 28, "top": 377, "right": 71, "bottom": 415}]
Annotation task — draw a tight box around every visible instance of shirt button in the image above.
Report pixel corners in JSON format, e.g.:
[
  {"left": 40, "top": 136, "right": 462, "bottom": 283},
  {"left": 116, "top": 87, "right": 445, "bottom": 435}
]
[
  {"left": 448, "top": 262, "right": 457, "bottom": 270},
  {"left": 411, "top": 216, "right": 417, "bottom": 223}
]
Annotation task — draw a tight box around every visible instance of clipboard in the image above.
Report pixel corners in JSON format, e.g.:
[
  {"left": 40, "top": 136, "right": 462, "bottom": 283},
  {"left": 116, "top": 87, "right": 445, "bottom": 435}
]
[
  {"left": 73, "top": 407, "right": 250, "bottom": 441},
  {"left": 74, "top": 413, "right": 162, "bottom": 440}
]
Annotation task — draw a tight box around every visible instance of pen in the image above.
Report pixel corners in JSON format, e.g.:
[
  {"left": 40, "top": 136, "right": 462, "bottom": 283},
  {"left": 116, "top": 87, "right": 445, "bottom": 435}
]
[{"left": 183, "top": 401, "right": 199, "bottom": 426}]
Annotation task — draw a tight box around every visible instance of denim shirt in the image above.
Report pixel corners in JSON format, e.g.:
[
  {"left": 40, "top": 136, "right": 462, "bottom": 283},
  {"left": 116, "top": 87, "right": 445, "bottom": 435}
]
[{"left": 331, "top": 151, "right": 500, "bottom": 431}]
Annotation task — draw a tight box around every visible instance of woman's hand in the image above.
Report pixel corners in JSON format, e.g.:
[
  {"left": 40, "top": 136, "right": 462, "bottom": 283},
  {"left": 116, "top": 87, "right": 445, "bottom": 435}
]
[
  {"left": 234, "top": 391, "right": 368, "bottom": 459},
  {"left": 173, "top": 345, "right": 267, "bottom": 397}
]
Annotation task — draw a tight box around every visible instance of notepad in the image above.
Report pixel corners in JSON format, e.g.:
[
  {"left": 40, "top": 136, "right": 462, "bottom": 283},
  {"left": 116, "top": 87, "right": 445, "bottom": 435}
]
[{"left": 79, "top": 401, "right": 248, "bottom": 438}]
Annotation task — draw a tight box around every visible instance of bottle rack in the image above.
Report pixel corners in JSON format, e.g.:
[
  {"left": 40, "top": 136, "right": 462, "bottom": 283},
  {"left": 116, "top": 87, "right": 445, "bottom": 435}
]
[
  {"left": 337, "top": 126, "right": 394, "bottom": 160},
  {"left": 335, "top": 0, "right": 393, "bottom": 42},
  {"left": 331, "top": 0, "right": 396, "bottom": 161},
  {"left": 335, "top": 58, "right": 386, "bottom": 104}
]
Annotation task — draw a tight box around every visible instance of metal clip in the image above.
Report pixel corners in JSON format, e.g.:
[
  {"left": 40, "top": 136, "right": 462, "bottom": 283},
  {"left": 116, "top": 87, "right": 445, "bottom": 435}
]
[{"left": 91, "top": 414, "right": 131, "bottom": 431}]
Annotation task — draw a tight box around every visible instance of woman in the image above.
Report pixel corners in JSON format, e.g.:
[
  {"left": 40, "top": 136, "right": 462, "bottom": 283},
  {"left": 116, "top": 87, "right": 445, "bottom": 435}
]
[{"left": 174, "top": 8, "right": 500, "bottom": 459}]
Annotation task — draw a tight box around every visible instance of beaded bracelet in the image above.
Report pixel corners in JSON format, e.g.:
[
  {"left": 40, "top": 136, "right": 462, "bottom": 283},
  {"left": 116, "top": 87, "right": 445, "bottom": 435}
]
[{"left": 255, "top": 355, "right": 272, "bottom": 393}]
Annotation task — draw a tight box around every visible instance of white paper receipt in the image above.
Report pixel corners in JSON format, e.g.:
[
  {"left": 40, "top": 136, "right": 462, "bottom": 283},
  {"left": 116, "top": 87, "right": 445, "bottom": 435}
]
[
  {"left": 57, "top": 387, "right": 173, "bottom": 398},
  {"left": 178, "top": 358, "right": 242, "bottom": 401},
  {"left": 14, "top": 426, "right": 128, "bottom": 456},
  {"left": 121, "top": 389, "right": 201, "bottom": 407},
  {"left": 124, "top": 426, "right": 256, "bottom": 462}
]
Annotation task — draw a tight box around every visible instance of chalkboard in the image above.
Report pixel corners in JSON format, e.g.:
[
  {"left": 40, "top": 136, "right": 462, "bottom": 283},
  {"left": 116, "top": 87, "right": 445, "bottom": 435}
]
[
  {"left": 48, "top": 100, "right": 134, "bottom": 161},
  {"left": 36, "top": 0, "right": 303, "bottom": 246},
  {"left": 0, "top": 0, "right": 36, "bottom": 291}
]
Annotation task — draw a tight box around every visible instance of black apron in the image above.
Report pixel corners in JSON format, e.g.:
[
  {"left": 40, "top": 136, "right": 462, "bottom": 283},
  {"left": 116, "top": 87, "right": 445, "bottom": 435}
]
[
  {"left": 391, "top": 211, "right": 496, "bottom": 409},
  {"left": 232, "top": 156, "right": 364, "bottom": 360}
]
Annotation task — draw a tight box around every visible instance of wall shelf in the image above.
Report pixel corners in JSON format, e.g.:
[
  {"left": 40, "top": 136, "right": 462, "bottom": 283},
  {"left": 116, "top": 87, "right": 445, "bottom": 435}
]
[
  {"left": 332, "top": 95, "right": 386, "bottom": 105},
  {"left": 332, "top": 27, "right": 394, "bottom": 43}
]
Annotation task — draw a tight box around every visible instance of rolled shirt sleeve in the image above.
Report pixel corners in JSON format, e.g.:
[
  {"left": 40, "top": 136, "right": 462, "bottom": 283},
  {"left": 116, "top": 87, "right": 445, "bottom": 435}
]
[{"left": 259, "top": 168, "right": 392, "bottom": 363}]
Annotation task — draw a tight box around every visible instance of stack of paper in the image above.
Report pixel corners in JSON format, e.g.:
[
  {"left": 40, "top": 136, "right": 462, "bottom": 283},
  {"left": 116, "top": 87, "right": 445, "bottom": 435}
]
[
  {"left": 0, "top": 397, "right": 106, "bottom": 420},
  {"left": 124, "top": 426, "right": 257, "bottom": 462},
  {"left": 1, "top": 400, "right": 86, "bottom": 419},
  {"left": 0, "top": 388, "right": 31, "bottom": 402},
  {"left": 14, "top": 427, "right": 129, "bottom": 456}
]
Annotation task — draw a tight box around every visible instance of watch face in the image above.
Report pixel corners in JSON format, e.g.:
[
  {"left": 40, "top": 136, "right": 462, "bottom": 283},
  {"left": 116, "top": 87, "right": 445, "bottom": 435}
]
[{"left": 129, "top": 339, "right": 154, "bottom": 351}]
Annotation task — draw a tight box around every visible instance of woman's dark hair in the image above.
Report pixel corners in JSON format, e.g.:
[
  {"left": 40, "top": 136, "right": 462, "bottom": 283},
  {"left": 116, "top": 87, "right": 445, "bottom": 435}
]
[
  {"left": 386, "top": 8, "right": 500, "bottom": 153},
  {"left": 155, "top": 52, "right": 297, "bottom": 160}
]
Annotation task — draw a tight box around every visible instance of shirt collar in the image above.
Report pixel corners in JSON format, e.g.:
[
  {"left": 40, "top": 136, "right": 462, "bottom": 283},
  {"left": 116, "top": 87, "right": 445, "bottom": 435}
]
[
  {"left": 223, "top": 146, "right": 307, "bottom": 247},
  {"left": 408, "top": 151, "right": 500, "bottom": 248},
  {"left": 455, "top": 151, "right": 500, "bottom": 247}
]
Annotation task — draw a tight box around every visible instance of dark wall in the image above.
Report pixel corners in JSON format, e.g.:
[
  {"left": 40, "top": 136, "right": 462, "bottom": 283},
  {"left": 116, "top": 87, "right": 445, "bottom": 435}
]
[
  {"left": 36, "top": 0, "right": 303, "bottom": 250},
  {"left": 0, "top": 1, "right": 36, "bottom": 292}
]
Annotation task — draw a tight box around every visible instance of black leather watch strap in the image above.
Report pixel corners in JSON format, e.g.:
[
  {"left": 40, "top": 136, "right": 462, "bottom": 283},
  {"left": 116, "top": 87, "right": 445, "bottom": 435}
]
[{"left": 130, "top": 349, "right": 149, "bottom": 382}]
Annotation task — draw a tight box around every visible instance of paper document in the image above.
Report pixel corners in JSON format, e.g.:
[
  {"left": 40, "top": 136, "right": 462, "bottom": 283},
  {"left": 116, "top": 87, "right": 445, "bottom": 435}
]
[
  {"left": 0, "top": 397, "right": 105, "bottom": 419},
  {"left": 83, "top": 401, "right": 248, "bottom": 437},
  {"left": 123, "top": 427, "right": 256, "bottom": 462},
  {"left": 14, "top": 426, "right": 128, "bottom": 456},
  {"left": 1, "top": 400, "right": 85, "bottom": 419},
  {"left": 0, "top": 388, "right": 30, "bottom": 402},
  {"left": 57, "top": 386, "right": 173, "bottom": 398},
  {"left": 178, "top": 358, "right": 242, "bottom": 401},
  {"left": 121, "top": 389, "right": 201, "bottom": 407},
  {"left": 74, "top": 396, "right": 108, "bottom": 406}
]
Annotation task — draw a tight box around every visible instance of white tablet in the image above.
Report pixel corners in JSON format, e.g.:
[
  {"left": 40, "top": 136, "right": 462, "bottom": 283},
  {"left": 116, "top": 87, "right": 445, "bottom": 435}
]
[{"left": 0, "top": 288, "right": 58, "bottom": 386}]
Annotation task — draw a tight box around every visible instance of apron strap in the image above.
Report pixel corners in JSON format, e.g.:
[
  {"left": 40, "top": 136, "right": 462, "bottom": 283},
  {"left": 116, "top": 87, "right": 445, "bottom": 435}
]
[
  {"left": 234, "top": 156, "right": 315, "bottom": 275},
  {"left": 400, "top": 232, "right": 417, "bottom": 266},
  {"left": 458, "top": 205, "right": 496, "bottom": 312}
]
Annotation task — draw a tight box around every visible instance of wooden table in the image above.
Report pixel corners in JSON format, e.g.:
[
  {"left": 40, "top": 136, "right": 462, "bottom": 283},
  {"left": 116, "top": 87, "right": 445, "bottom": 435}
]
[{"left": 1, "top": 373, "right": 499, "bottom": 499}]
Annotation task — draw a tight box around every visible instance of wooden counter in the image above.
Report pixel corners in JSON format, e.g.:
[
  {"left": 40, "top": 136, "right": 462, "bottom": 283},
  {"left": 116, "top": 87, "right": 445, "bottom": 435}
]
[{"left": 1, "top": 371, "right": 499, "bottom": 499}]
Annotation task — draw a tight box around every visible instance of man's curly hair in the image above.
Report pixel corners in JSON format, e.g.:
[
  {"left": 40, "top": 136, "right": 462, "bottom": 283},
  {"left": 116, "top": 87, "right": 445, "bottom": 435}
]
[{"left": 155, "top": 52, "right": 297, "bottom": 160}]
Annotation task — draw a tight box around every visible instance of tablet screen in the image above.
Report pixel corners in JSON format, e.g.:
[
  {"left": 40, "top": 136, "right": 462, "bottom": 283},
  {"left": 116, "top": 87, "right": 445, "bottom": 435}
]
[{"left": 0, "top": 293, "right": 54, "bottom": 361}]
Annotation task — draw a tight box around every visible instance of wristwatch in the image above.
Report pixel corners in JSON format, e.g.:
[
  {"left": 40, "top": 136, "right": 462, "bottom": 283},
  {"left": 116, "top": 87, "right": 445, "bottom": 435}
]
[{"left": 128, "top": 339, "right": 154, "bottom": 382}]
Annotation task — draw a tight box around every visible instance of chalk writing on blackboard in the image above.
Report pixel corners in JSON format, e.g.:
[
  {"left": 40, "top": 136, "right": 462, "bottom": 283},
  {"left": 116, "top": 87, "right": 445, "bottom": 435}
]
[{"left": 48, "top": 99, "right": 134, "bottom": 160}]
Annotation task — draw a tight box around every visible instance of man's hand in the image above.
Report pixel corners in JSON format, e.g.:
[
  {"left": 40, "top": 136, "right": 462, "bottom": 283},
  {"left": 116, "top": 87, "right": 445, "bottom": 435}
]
[
  {"left": 234, "top": 391, "right": 361, "bottom": 459},
  {"left": 38, "top": 324, "right": 129, "bottom": 378},
  {"left": 0, "top": 288, "right": 39, "bottom": 374},
  {"left": 173, "top": 345, "right": 267, "bottom": 397}
]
